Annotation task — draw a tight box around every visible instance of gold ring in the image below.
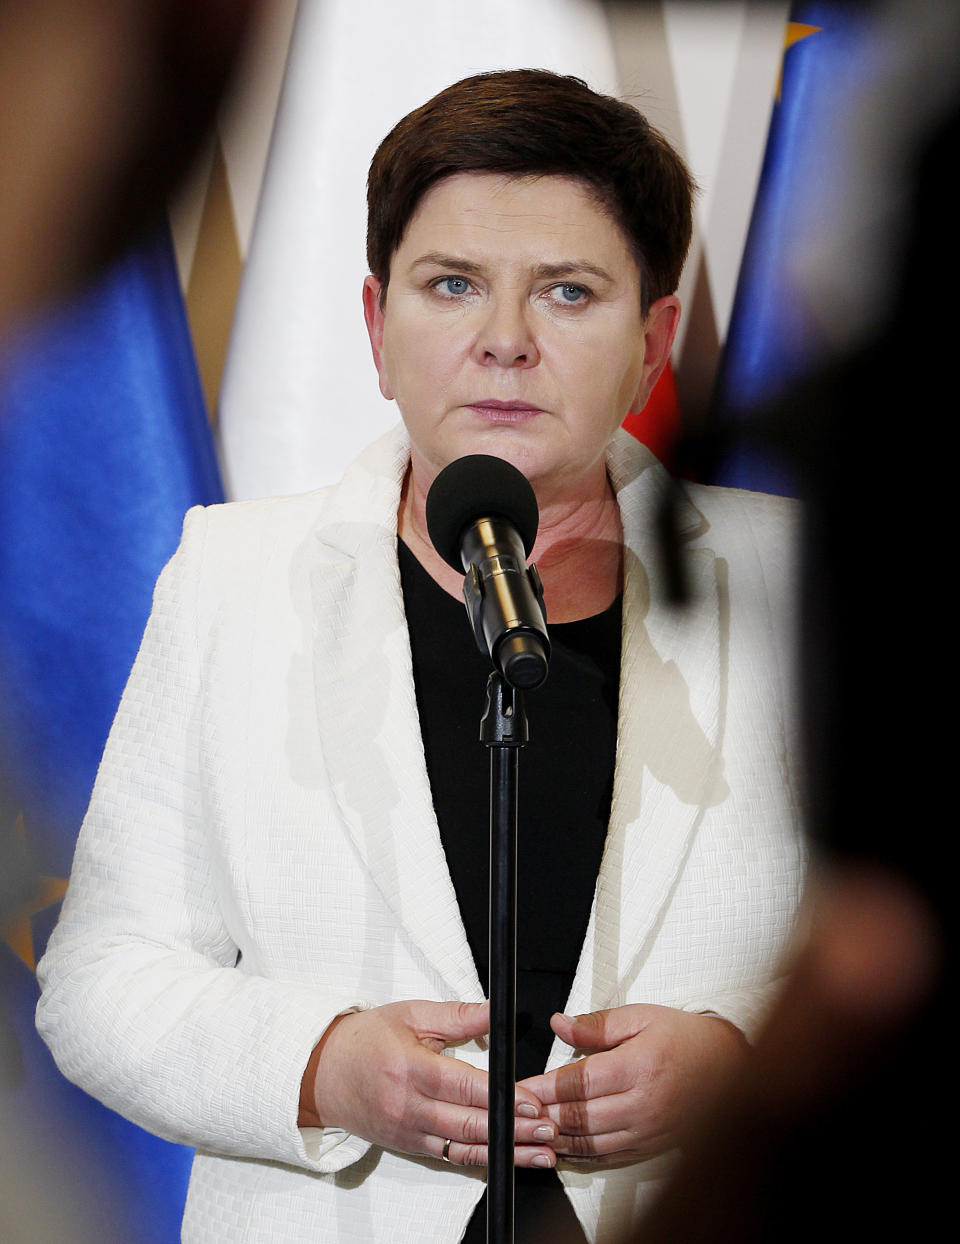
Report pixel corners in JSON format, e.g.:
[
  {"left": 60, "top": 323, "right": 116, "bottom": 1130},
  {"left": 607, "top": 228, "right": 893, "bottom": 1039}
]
[{"left": 441, "top": 1138, "right": 454, "bottom": 1164}]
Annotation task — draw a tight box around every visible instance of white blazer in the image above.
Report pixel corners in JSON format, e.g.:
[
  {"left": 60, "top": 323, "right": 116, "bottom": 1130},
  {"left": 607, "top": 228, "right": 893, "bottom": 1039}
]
[{"left": 37, "top": 427, "right": 805, "bottom": 1243}]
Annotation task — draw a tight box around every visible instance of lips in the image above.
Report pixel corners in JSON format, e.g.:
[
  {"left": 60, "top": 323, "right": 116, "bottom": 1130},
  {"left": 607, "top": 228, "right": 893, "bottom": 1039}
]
[{"left": 466, "top": 399, "right": 545, "bottom": 419}]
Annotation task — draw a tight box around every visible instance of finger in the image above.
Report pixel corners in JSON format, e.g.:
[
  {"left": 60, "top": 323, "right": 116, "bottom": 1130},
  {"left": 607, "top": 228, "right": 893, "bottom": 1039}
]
[
  {"left": 413, "top": 999, "right": 490, "bottom": 1047},
  {"left": 541, "top": 1087, "right": 658, "bottom": 1139},
  {"left": 552, "top": 1127, "right": 676, "bottom": 1161},
  {"left": 516, "top": 1068, "right": 556, "bottom": 1103},
  {"left": 418, "top": 1049, "right": 544, "bottom": 1118},
  {"left": 431, "top": 1137, "right": 558, "bottom": 1169},
  {"left": 514, "top": 1145, "right": 558, "bottom": 1170},
  {"left": 549, "top": 1006, "right": 650, "bottom": 1052},
  {"left": 518, "top": 1047, "right": 633, "bottom": 1107},
  {"left": 424, "top": 1100, "right": 559, "bottom": 1149}
]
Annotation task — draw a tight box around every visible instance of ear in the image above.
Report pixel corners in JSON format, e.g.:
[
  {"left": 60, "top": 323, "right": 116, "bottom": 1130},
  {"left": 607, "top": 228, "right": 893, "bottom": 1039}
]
[
  {"left": 630, "top": 294, "right": 681, "bottom": 413},
  {"left": 362, "top": 275, "right": 394, "bottom": 400}
]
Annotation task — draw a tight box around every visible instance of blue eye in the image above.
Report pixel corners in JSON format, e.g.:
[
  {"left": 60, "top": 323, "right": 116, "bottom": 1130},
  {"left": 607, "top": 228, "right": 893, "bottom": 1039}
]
[
  {"left": 544, "top": 283, "right": 588, "bottom": 306},
  {"left": 438, "top": 276, "right": 471, "bottom": 296}
]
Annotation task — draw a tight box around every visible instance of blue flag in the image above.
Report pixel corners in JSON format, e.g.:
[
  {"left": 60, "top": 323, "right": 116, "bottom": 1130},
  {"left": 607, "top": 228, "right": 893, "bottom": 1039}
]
[
  {"left": 712, "top": 1, "right": 879, "bottom": 495},
  {"left": 0, "top": 226, "right": 222, "bottom": 1241}
]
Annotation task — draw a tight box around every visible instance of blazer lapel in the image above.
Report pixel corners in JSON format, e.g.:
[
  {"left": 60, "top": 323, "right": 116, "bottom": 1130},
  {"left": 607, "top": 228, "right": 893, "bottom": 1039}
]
[
  {"left": 305, "top": 429, "right": 726, "bottom": 1035},
  {"left": 556, "top": 435, "right": 728, "bottom": 1043},
  {"left": 308, "top": 431, "right": 483, "bottom": 1005}
]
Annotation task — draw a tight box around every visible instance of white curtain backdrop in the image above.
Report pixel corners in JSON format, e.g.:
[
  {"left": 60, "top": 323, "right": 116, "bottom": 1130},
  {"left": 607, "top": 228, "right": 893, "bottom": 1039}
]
[{"left": 218, "top": 0, "right": 620, "bottom": 499}]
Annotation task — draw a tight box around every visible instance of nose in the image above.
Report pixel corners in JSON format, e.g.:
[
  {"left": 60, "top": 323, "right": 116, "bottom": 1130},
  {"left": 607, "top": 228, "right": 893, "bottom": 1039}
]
[{"left": 473, "top": 297, "right": 540, "bottom": 369}]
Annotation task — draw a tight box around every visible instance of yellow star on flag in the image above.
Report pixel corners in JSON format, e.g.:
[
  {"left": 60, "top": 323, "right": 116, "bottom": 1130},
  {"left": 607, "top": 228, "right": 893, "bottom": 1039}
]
[
  {"left": 1, "top": 813, "right": 68, "bottom": 971},
  {"left": 2, "top": 875, "right": 68, "bottom": 971},
  {"left": 777, "top": 22, "right": 823, "bottom": 102}
]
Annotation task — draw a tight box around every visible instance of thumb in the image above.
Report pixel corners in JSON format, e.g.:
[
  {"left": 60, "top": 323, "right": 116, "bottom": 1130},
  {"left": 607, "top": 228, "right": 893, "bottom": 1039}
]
[
  {"left": 550, "top": 1005, "right": 649, "bottom": 1051},
  {"left": 415, "top": 999, "right": 491, "bottom": 1046}
]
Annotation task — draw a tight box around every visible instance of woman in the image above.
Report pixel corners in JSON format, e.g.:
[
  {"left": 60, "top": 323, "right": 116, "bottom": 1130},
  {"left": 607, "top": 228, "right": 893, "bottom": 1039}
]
[{"left": 37, "top": 70, "right": 805, "bottom": 1242}]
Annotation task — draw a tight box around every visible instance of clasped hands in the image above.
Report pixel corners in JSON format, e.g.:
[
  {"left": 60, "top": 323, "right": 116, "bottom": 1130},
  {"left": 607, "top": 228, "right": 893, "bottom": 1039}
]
[{"left": 299, "top": 1000, "right": 747, "bottom": 1168}]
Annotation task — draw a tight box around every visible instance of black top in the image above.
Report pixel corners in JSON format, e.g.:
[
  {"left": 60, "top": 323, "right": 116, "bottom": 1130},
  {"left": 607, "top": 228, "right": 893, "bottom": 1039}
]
[{"left": 398, "top": 539, "right": 621, "bottom": 1242}]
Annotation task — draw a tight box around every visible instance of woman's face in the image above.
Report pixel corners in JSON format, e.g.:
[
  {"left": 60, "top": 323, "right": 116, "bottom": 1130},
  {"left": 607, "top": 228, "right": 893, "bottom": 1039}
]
[{"left": 363, "top": 173, "right": 679, "bottom": 500}]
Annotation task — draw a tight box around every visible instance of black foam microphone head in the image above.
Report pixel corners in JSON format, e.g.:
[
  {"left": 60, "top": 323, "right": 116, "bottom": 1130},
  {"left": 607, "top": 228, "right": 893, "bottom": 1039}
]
[{"left": 425, "top": 455, "right": 539, "bottom": 571}]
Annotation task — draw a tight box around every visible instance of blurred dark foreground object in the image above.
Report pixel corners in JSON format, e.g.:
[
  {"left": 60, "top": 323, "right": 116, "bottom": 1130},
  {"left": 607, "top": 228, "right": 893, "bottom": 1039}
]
[
  {"left": 1, "top": 3, "right": 257, "bottom": 1240},
  {"left": 0, "top": 0, "right": 258, "bottom": 900},
  {"left": 628, "top": 10, "right": 956, "bottom": 1241},
  {"left": 634, "top": 866, "right": 942, "bottom": 1243},
  {"left": 0, "top": 0, "right": 259, "bottom": 334}
]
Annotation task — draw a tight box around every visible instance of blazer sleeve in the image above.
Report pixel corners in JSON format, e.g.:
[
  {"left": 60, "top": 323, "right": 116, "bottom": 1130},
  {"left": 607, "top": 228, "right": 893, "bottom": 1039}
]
[
  {"left": 681, "top": 982, "right": 786, "bottom": 1044},
  {"left": 682, "top": 486, "right": 806, "bottom": 1044},
  {"left": 35, "top": 506, "right": 372, "bottom": 1174}
]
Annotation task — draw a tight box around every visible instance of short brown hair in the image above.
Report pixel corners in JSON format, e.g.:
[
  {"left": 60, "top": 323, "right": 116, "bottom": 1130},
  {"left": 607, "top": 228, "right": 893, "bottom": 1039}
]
[{"left": 366, "top": 68, "right": 695, "bottom": 314}]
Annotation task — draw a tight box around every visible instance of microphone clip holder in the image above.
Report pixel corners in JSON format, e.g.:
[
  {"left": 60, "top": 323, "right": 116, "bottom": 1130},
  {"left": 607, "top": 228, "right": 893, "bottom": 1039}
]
[{"left": 460, "top": 515, "right": 549, "bottom": 691}]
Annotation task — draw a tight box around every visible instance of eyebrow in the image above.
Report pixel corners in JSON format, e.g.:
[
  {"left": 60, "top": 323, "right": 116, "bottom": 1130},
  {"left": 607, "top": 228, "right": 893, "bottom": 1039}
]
[
  {"left": 532, "top": 261, "right": 614, "bottom": 284},
  {"left": 408, "top": 253, "right": 616, "bottom": 284},
  {"left": 409, "top": 253, "right": 484, "bottom": 275}
]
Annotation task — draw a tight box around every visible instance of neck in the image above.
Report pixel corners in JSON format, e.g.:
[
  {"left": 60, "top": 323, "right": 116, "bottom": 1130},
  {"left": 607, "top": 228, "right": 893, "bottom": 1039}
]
[{"left": 398, "top": 460, "right": 623, "bottom": 624}]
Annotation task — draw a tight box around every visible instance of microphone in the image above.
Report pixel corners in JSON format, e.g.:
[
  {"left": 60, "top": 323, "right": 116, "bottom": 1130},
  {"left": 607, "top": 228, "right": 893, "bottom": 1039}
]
[{"left": 426, "top": 454, "right": 550, "bottom": 690}]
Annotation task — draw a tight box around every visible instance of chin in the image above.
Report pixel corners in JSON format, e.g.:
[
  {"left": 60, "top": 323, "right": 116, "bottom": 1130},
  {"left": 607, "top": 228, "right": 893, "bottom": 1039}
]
[{"left": 442, "top": 425, "right": 558, "bottom": 480}]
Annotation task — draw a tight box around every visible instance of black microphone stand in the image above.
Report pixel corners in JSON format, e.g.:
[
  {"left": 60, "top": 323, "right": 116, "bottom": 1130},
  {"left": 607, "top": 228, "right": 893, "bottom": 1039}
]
[
  {"left": 480, "top": 672, "right": 527, "bottom": 1244},
  {"left": 424, "top": 456, "right": 549, "bottom": 1243}
]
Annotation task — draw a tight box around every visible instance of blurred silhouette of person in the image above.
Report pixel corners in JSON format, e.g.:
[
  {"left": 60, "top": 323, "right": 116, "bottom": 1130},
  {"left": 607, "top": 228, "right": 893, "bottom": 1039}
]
[
  {"left": 1, "top": 3, "right": 256, "bottom": 1239},
  {"left": 602, "top": 3, "right": 954, "bottom": 1239}
]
